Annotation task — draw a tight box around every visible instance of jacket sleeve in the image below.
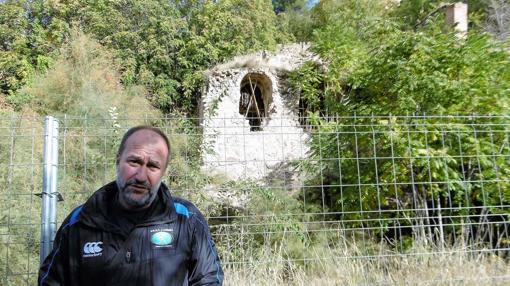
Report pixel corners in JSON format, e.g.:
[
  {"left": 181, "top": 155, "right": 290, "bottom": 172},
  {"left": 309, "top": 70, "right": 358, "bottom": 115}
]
[
  {"left": 38, "top": 205, "right": 82, "bottom": 286},
  {"left": 38, "top": 220, "right": 69, "bottom": 286},
  {"left": 188, "top": 213, "right": 224, "bottom": 286}
]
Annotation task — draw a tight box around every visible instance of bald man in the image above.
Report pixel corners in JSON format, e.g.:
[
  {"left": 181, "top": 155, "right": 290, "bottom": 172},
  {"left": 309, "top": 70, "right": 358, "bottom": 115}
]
[{"left": 39, "top": 126, "right": 224, "bottom": 286}]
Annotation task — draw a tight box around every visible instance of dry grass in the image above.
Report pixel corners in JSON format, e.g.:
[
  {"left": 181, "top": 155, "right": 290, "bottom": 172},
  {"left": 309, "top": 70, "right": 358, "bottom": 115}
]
[{"left": 221, "top": 239, "right": 510, "bottom": 286}]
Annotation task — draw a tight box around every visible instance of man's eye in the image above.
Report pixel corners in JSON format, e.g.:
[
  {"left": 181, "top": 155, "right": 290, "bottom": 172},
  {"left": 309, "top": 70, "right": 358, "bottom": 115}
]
[{"left": 148, "top": 165, "right": 160, "bottom": 170}]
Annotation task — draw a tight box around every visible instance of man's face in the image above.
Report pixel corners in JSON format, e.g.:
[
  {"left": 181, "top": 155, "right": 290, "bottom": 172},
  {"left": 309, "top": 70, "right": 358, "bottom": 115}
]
[{"left": 116, "top": 130, "right": 168, "bottom": 210}]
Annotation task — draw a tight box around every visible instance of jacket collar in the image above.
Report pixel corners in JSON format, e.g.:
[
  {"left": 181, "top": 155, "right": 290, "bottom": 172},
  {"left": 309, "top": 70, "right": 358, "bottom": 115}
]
[{"left": 78, "top": 181, "right": 177, "bottom": 234}]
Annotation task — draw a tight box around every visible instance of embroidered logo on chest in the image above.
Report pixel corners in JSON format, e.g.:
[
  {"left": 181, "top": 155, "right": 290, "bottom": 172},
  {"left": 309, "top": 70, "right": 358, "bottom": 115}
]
[{"left": 83, "top": 241, "right": 103, "bottom": 257}]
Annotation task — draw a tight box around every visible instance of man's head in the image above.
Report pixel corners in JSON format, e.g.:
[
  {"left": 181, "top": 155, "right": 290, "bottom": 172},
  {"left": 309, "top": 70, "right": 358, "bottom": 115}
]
[{"left": 115, "top": 126, "right": 170, "bottom": 210}]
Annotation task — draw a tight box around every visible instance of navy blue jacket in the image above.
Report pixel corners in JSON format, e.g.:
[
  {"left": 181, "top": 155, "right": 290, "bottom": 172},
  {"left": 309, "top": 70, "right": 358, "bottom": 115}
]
[{"left": 38, "top": 182, "right": 223, "bottom": 286}]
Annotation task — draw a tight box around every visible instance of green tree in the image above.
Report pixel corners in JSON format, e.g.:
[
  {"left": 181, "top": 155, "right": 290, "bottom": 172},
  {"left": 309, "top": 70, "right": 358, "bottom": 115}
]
[
  {"left": 178, "top": 0, "right": 284, "bottom": 107},
  {"left": 272, "top": 0, "right": 307, "bottom": 13},
  {"left": 291, "top": 0, "right": 510, "bottom": 245},
  {"left": 3, "top": 0, "right": 287, "bottom": 114},
  {"left": 394, "top": 0, "right": 492, "bottom": 29},
  {"left": 19, "top": 30, "right": 156, "bottom": 118},
  {"left": 0, "top": 0, "right": 66, "bottom": 105},
  {"left": 273, "top": 0, "right": 313, "bottom": 41},
  {"left": 37, "top": 0, "right": 187, "bottom": 111}
]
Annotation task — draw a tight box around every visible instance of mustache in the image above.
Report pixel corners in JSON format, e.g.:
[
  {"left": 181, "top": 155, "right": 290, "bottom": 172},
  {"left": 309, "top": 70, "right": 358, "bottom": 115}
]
[{"left": 125, "top": 179, "right": 151, "bottom": 190}]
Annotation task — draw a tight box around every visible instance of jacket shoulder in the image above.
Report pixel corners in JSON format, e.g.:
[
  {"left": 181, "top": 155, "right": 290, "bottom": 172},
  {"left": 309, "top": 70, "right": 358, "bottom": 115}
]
[
  {"left": 172, "top": 197, "right": 201, "bottom": 219},
  {"left": 68, "top": 205, "right": 84, "bottom": 225},
  {"left": 58, "top": 204, "right": 84, "bottom": 229}
]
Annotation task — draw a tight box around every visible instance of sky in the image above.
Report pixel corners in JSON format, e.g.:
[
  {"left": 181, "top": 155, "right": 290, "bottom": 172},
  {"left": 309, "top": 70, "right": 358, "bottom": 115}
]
[{"left": 307, "top": 0, "right": 320, "bottom": 8}]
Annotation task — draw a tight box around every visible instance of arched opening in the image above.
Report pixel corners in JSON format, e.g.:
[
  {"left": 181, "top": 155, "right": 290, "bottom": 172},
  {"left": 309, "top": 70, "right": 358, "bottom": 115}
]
[{"left": 239, "top": 73, "right": 272, "bottom": 131}]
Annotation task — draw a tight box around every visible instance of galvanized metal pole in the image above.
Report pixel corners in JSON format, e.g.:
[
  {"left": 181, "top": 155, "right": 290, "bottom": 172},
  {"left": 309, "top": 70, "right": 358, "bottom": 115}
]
[
  {"left": 40, "top": 116, "right": 59, "bottom": 265},
  {"left": 49, "top": 116, "right": 59, "bottom": 255}
]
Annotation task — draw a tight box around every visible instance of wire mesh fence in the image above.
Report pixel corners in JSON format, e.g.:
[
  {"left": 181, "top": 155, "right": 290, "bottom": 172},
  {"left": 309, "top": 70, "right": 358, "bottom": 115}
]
[{"left": 1, "top": 114, "right": 509, "bottom": 285}]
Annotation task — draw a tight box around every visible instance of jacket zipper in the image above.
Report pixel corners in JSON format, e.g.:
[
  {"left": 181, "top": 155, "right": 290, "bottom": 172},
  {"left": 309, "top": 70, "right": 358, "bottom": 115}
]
[{"left": 125, "top": 249, "right": 132, "bottom": 263}]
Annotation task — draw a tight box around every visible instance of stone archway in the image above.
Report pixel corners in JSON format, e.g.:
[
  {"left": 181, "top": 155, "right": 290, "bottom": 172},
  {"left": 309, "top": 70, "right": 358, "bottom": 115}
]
[{"left": 239, "top": 73, "right": 273, "bottom": 131}]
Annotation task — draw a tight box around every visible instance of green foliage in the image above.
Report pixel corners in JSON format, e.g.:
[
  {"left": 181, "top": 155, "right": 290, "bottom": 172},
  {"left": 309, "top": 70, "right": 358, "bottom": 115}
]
[
  {"left": 0, "top": 2, "right": 32, "bottom": 98},
  {"left": 18, "top": 30, "right": 157, "bottom": 118},
  {"left": 309, "top": 0, "right": 389, "bottom": 96},
  {"left": 348, "top": 29, "right": 509, "bottom": 115},
  {"left": 288, "top": 61, "right": 324, "bottom": 114},
  {"left": 272, "top": 0, "right": 307, "bottom": 13},
  {"left": 0, "top": 0, "right": 68, "bottom": 104},
  {"left": 2, "top": 0, "right": 287, "bottom": 114},
  {"left": 290, "top": 0, "right": 510, "bottom": 244},
  {"left": 302, "top": 116, "right": 510, "bottom": 235},
  {"left": 274, "top": 2, "right": 312, "bottom": 42},
  {"left": 176, "top": 0, "right": 283, "bottom": 109},
  {"left": 1, "top": 0, "right": 288, "bottom": 114},
  {"left": 0, "top": 111, "right": 44, "bottom": 285},
  {"left": 293, "top": 0, "right": 510, "bottom": 116},
  {"left": 271, "top": 0, "right": 312, "bottom": 42},
  {"left": 215, "top": 182, "right": 313, "bottom": 264},
  {"left": 392, "top": 0, "right": 444, "bottom": 27},
  {"left": 34, "top": 0, "right": 189, "bottom": 111},
  {"left": 2, "top": 1, "right": 510, "bottom": 282},
  {"left": 393, "top": 0, "right": 491, "bottom": 28}
]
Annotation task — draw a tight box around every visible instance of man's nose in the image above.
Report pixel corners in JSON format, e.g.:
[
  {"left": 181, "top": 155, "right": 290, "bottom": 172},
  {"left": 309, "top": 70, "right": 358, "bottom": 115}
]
[{"left": 135, "top": 166, "right": 148, "bottom": 181}]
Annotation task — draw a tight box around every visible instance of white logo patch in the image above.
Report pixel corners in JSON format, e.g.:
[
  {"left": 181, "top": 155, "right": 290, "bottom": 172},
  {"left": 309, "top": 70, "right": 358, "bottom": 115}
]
[{"left": 83, "top": 241, "right": 103, "bottom": 257}]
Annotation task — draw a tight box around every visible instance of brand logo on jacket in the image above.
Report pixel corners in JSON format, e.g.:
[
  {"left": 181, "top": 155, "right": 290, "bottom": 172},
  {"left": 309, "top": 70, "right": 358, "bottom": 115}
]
[
  {"left": 83, "top": 241, "right": 103, "bottom": 257},
  {"left": 151, "top": 231, "right": 173, "bottom": 247}
]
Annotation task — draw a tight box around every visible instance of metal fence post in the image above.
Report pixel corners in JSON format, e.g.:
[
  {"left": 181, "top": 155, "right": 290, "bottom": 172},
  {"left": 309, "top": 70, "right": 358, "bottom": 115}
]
[{"left": 40, "top": 116, "right": 59, "bottom": 265}]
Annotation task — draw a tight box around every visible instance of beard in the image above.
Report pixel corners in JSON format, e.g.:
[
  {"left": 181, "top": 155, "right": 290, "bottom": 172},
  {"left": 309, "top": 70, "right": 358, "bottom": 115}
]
[{"left": 116, "top": 172, "right": 161, "bottom": 209}]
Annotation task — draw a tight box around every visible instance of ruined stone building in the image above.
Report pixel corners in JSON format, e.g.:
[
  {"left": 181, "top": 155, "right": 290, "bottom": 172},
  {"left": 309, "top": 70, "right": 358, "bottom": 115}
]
[{"left": 199, "top": 43, "right": 320, "bottom": 185}]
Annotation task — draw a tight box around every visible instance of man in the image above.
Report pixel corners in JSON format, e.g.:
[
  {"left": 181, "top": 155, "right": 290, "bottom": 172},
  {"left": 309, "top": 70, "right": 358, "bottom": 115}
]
[{"left": 39, "top": 126, "right": 224, "bottom": 286}]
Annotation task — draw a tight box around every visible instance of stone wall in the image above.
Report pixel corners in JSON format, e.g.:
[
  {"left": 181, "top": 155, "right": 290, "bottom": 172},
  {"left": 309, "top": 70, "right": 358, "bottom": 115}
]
[{"left": 200, "top": 43, "right": 319, "bottom": 181}]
